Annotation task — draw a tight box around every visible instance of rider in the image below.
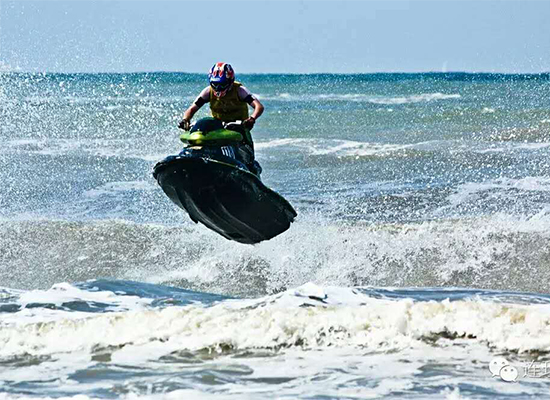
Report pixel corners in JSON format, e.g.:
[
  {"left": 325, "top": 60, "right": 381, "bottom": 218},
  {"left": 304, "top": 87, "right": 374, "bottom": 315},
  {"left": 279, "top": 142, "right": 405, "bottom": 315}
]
[{"left": 179, "top": 63, "right": 264, "bottom": 171}]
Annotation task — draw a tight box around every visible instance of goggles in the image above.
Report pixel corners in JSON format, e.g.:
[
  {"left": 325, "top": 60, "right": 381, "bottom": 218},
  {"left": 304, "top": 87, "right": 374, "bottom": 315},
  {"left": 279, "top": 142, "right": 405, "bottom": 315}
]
[{"left": 210, "top": 81, "right": 231, "bottom": 92}]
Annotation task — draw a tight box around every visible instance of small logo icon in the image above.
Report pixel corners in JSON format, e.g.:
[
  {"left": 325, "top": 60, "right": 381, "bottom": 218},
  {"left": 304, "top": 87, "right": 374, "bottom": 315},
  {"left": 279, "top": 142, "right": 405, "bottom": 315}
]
[
  {"left": 500, "top": 365, "right": 519, "bottom": 382},
  {"left": 489, "top": 357, "right": 510, "bottom": 378},
  {"left": 489, "top": 357, "right": 518, "bottom": 382}
]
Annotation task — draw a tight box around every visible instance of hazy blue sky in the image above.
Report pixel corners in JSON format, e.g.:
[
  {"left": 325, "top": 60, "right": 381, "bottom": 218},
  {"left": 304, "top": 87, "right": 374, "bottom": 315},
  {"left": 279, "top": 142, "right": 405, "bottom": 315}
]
[{"left": 1, "top": 0, "right": 549, "bottom": 73}]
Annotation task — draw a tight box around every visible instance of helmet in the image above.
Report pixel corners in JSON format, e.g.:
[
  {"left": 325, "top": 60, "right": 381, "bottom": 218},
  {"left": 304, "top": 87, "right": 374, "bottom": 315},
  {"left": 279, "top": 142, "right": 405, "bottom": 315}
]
[{"left": 209, "top": 62, "right": 235, "bottom": 97}]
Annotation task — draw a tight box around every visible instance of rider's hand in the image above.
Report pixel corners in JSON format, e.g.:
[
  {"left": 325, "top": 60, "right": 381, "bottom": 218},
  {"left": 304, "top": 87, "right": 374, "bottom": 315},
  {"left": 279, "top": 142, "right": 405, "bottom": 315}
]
[
  {"left": 179, "top": 119, "right": 191, "bottom": 131},
  {"left": 243, "top": 117, "right": 256, "bottom": 130}
]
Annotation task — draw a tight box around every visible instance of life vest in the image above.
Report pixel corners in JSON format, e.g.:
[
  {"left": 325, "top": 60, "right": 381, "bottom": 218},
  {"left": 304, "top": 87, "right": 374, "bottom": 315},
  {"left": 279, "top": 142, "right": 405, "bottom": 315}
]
[{"left": 209, "top": 81, "right": 249, "bottom": 122}]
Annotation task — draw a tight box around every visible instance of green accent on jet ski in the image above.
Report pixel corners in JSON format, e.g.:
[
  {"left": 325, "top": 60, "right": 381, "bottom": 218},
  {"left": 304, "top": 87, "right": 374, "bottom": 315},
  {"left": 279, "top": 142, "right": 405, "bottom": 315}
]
[{"left": 180, "top": 128, "right": 243, "bottom": 146}]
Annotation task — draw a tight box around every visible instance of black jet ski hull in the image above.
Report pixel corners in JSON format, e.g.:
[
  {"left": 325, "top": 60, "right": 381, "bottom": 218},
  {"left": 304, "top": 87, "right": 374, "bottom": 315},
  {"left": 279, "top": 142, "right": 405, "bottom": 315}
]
[{"left": 153, "top": 151, "right": 297, "bottom": 244}]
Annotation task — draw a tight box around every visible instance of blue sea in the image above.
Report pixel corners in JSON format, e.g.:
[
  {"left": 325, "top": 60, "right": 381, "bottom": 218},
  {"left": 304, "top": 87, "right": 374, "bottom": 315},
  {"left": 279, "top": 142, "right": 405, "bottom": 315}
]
[{"left": 1, "top": 72, "right": 550, "bottom": 399}]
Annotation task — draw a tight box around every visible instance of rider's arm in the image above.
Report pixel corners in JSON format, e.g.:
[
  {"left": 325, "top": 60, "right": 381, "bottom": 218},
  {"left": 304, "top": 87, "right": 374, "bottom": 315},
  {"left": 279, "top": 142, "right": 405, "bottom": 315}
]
[
  {"left": 238, "top": 86, "right": 264, "bottom": 121},
  {"left": 183, "top": 87, "right": 210, "bottom": 121},
  {"left": 183, "top": 103, "right": 200, "bottom": 121},
  {"left": 249, "top": 99, "right": 264, "bottom": 120}
]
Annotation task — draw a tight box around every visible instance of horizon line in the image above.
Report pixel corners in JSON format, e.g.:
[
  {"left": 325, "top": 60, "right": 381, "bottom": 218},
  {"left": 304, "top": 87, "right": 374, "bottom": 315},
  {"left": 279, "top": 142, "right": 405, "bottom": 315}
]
[{"left": 2, "top": 70, "right": 550, "bottom": 76}]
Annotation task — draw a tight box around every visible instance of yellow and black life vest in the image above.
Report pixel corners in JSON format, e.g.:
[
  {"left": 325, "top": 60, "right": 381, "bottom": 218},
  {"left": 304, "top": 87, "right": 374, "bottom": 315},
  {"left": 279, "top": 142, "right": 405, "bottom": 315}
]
[{"left": 209, "top": 81, "right": 249, "bottom": 122}]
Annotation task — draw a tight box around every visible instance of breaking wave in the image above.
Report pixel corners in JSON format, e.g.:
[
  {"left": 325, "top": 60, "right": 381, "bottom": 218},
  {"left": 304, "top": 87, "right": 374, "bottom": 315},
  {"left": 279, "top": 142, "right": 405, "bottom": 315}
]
[{"left": 2, "top": 210, "right": 550, "bottom": 296}]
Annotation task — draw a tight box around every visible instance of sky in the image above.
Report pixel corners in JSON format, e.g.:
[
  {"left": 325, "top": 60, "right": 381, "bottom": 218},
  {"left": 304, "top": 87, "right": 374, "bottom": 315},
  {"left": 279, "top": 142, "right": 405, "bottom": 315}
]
[{"left": 1, "top": 0, "right": 549, "bottom": 73}]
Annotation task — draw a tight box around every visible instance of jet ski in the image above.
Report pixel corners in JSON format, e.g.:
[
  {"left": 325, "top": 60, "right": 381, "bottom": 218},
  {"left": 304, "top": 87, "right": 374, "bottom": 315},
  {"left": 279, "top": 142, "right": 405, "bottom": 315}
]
[{"left": 153, "top": 117, "right": 297, "bottom": 244}]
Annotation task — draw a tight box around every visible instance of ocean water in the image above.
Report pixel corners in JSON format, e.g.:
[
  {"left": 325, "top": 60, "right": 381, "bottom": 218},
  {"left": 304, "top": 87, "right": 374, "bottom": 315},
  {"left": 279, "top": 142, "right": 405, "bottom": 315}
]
[{"left": 1, "top": 72, "right": 550, "bottom": 399}]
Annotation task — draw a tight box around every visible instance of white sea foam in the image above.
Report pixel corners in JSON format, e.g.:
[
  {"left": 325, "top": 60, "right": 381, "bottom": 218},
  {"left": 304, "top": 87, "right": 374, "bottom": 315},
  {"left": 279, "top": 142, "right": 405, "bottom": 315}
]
[
  {"left": 0, "top": 344, "right": 481, "bottom": 400},
  {"left": 447, "top": 177, "right": 550, "bottom": 208},
  {"left": 255, "top": 138, "right": 415, "bottom": 157},
  {"left": 256, "top": 92, "right": 461, "bottom": 104},
  {"left": 254, "top": 138, "right": 308, "bottom": 150},
  {"left": 2, "top": 283, "right": 550, "bottom": 360},
  {"left": 368, "top": 93, "right": 461, "bottom": 105},
  {"left": 135, "top": 206, "right": 550, "bottom": 299},
  {"left": 0, "top": 283, "right": 153, "bottom": 325},
  {"left": 474, "top": 141, "right": 550, "bottom": 154},
  {"left": 1, "top": 280, "right": 548, "bottom": 398},
  {"left": 308, "top": 140, "right": 412, "bottom": 157},
  {"left": 103, "top": 105, "right": 166, "bottom": 112},
  {"left": 515, "top": 142, "right": 550, "bottom": 150},
  {"left": 443, "top": 388, "right": 471, "bottom": 400}
]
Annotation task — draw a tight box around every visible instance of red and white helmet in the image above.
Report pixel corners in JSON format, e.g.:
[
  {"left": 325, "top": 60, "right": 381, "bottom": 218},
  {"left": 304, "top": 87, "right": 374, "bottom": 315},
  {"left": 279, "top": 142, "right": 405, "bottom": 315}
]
[{"left": 208, "top": 62, "right": 235, "bottom": 97}]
